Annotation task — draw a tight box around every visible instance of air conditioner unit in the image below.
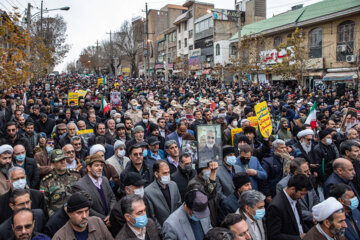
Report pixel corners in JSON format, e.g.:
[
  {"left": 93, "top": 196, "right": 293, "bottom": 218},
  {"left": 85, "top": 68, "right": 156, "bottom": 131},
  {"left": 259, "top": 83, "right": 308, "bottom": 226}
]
[
  {"left": 336, "top": 45, "right": 347, "bottom": 52},
  {"left": 346, "top": 55, "right": 356, "bottom": 63}
]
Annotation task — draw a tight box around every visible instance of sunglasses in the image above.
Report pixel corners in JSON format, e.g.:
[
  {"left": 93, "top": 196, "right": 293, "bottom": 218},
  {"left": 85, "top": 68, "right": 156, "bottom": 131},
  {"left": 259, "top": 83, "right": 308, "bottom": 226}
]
[{"left": 65, "top": 150, "right": 75, "bottom": 154}]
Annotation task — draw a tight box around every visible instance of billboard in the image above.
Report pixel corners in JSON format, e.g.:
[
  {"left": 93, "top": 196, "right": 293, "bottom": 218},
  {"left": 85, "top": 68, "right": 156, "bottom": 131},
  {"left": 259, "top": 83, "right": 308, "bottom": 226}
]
[
  {"left": 212, "top": 9, "right": 240, "bottom": 21},
  {"left": 189, "top": 48, "right": 201, "bottom": 70}
]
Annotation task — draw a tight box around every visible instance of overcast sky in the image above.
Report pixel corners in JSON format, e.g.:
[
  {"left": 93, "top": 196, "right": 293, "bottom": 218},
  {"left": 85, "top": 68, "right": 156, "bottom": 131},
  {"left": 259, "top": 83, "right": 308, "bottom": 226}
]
[{"left": 1, "top": 0, "right": 321, "bottom": 72}]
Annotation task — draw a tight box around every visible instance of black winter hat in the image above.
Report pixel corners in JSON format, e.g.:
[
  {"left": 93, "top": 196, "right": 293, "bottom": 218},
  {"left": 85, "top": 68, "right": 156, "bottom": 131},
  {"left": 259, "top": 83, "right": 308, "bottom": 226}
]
[
  {"left": 67, "top": 192, "right": 90, "bottom": 213},
  {"left": 319, "top": 128, "right": 335, "bottom": 140}
]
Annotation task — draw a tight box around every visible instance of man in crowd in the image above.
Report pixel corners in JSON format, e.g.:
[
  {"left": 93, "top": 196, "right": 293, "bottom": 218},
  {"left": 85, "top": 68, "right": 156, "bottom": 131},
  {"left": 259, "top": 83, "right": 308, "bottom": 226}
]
[{"left": 221, "top": 213, "right": 252, "bottom": 240}]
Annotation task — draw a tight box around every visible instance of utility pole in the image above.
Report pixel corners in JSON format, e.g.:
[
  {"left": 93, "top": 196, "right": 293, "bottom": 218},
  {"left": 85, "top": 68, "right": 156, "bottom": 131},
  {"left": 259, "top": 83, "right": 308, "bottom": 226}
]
[
  {"left": 26, "top": 3, "right": 32, "bottom": 55},
  {"left": 40, "top": 0, "right": 43, "bottom": 35},
  {"left": 165, "top": 33, "right": 169, "bottom": 82},
  {"left": 106, "top": 30, "right": 114, "bottom": 76},
  {"left": 145, "top": 2, "right": 149, "bottom": 81},
  {"left": 96, "top": 40, "right": 99, "bottom": 75}
]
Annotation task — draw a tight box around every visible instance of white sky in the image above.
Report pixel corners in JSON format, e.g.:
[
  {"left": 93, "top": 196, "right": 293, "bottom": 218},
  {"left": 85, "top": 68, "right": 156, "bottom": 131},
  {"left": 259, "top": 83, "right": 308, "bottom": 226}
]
[{"left": 1, "top": 0, "right": 321, "bottom": 72}]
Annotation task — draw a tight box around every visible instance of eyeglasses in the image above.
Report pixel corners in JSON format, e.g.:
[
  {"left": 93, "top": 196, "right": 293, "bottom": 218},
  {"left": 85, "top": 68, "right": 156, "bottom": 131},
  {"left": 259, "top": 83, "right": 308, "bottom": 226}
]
[
  {"left": 65, "top": 150, "right": 75, "bottom": 154},
  {"left": 47, "top": 142, "right": 54, "bottom": 145},
  {"left": 14, "top": 223, "right": 33, "bottom": 232},
  {"left": 304, "top": 138, "right": 312, "bottom": 142},
  {"left": 207, "top": 136, "right": 215, "bottom": 140}
]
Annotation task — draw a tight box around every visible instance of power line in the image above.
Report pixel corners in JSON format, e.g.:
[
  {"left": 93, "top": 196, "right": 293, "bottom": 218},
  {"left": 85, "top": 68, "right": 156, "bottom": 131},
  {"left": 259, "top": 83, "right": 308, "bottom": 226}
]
[
  {"left": 12, "top": 0, "right": 25, "bottom": 9},
  {"left": 32, "top": 0, "right": 38, "bottom": 9}
]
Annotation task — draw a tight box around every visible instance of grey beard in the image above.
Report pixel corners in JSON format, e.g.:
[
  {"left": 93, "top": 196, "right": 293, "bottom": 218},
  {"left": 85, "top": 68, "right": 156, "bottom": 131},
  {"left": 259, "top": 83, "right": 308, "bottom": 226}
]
[
  {"left": 301, "top": 141, "right": 311, "bottom": 154},
  {"left": 0, "top": 163, "right": 12, "bottom": 177}
]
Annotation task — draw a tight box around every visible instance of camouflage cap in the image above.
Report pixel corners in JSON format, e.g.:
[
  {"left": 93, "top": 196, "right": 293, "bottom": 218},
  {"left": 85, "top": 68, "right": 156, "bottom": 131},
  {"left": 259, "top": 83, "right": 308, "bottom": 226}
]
[{"left": 50, "top": 149, "right": 67, "bottom": 162}]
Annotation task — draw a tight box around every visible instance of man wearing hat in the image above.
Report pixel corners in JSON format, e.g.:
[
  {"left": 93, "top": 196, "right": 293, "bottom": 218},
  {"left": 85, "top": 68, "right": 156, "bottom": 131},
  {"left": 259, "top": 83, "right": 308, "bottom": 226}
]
[
  {"left": 106, "top": 140, "right": 130, "bottom": 176},
  {"left": 40, "top": 149, "right": 81, "bottom": 216},
  {"left": 110, "top": 172, "right": 149, "bottom": 236},
  {"left": 145, "top": 136, "right": 165, "bottom": 167},
  {"left": 115, "top": 123, "right": 128, "bottom": 143},
  {"left": 126, "top": 125, "right": 145, "bottom": 150},
  {"left": 303, "top": 197, "right": 347, "bottom": 240},
  {"left": 72, "top": 154, "right": 116, "bottom": 227},
  {"left": 293, "top": 129, "right": 315, "bottom": 165},
  {"left": 125, "top": 99, "right": 142, "bottom": 124},
  {"left": 52, "top": 192, "right": 114, "bottom": 240},
  {"left": 162, "top": 190, "right": 212, "bottom": 239},
  {"left": 216, "top": 146, "right": 243, "bottom": 201},
  {"left": 0, "top": 144, "right": 13, "bottom": 195},
  {"left": 149, "top": 106, "right": 159, "bottom": 123},
  {"left": 313, "top": 128, "right": 340, "bottom": 181},
  {"left": 35, "top": 113, "right": 55, "bottom": 138}
]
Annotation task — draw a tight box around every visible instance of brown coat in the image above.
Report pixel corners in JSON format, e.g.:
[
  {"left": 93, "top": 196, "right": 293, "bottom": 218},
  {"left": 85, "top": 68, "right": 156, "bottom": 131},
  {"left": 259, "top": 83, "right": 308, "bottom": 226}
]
[
  {"left": 303, "top": 225, "right": 346, "bottom": 240},
  {"left": 34, "top": 150, "right": 52, "bottom": 178},
  {"left": 115, "top": 218, "right": 160, "bottom": 240},
  {"left": 0, "top": 171, "right": 9, "bottom": 196},
  {"left": 52, "top": 216, "right": 114, "bottom": 240}
]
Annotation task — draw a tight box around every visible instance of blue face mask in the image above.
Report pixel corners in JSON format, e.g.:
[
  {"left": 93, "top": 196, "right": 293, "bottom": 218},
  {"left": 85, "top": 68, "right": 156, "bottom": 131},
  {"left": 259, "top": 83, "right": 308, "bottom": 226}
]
[
  {"left": 226, "top": 156, "right": 236, "bottom": 166},
  {"left": 191, "top": 214, "right": 200, "bottom": 222},
  {"left": 13, "top": 178, "right": 27, "bottom": 190},
  {"left": 202, "top": 170, "right": 211, "bottom": 181},
  {"left": 349, "top": 197, "right": 359, "bottom": 211},
  {"left": 253, "top": 208, "right": 266, "bottom": 220},
  {"left": 16, "top": 154, "right": 26, "bottom": 162},
  {"left": 46, "top": 146, "right": 54, "bottom": 154},
  {"left": 143, "top": 150, "right": 148, "bottom": 158},
  {"left": 132, "top": 214, "right": 148, "bottom": 228}
]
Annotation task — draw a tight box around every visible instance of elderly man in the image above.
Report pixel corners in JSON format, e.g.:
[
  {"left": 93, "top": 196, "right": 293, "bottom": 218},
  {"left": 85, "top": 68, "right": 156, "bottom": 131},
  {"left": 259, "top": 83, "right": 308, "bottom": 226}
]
[
  {"left": 260, "top": 139, "right": 287, "bottom": 203},
  {"left": 303, "top": 197, "right": 347, "bottom": 240},
  {"left": 236, "top": 190, "right": 266, "bottom": 240},
  {"left": 221, "top": 213, "right": 251, "bottom": 240},
  {"left": 0, "top": 145, "right": 14, "bottom": 195},
  {"left": 162, "top": 190, "right": 212, "bottom": 239},
  {"left": 105, "top": 119, "right": 117, "bottom": 141},
  {"left": 72, "top": 154, "right": 116, "bottom": 227},
  {"left": 116, "top": 194, "right": 159, "bottom": 240},
  {"left": 145, "top": 160, "right": 181, "bottom": 231},
  {"left": 216, "top": 146, "right": 243, "bottom": 201},
  {"left": 58, "top": 122, "right": 77, "bottom": 148},
  {"left": 62, "top": 144, "right": 84, "bottom": 174},
  {"left": 52, "top": 192, "right": 114, "bottom": 240},
  {"left": 71, "top": 136, "right": 87, "bottom": 163},
  {"left": 106, "top": 140, "right": 130, "bottom": 176},
  {"left": 293, "top": 129, "right": 315, "bottom": 166},
  {"left": 165, "top": 140, "right": 180, "bottom": 174},
  {"left": 324, "top": 158, "right": 358, "bottom": 199},
  {"left": 12, "top": 144, "right": 39, "bottom": 189}
]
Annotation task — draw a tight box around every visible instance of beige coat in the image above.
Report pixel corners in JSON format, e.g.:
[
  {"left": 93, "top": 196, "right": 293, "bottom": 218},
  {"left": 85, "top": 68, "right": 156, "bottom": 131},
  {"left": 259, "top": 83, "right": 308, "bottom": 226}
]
[{"left": 0, "top": 171, "right": 9, "bottom": 196}]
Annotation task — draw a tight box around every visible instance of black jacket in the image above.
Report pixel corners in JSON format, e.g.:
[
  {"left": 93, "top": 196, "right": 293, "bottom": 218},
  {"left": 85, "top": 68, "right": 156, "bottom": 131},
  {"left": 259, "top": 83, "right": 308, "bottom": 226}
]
[
  {"left": 35, "top": 118, "right": 56, "bottom": 138},
  {"left": 0, "top": 188, "right": 48, "bottom": 224},
  {"left": 43, "top": 206, "right": 68, "bottom": 237},
  {"left": 266, "top": 190, "right": 307, "bottom": 240},
  {"left": 312, "top": 142, "right": 339, "bottom": 181},
  {"left": 171, "top": 167, "right": 196, "bottom": 201},
  {"left": 13, "top": 157, "right": 40, "bottom": 189}
]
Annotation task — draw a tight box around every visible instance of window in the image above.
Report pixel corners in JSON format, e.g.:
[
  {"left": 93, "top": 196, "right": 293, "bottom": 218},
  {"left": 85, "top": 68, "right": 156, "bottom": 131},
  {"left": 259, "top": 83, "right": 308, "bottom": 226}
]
[
  {"left": 178, "top": 40, "right": 181, "bottom": 49},
  {"left": 216, "top": 44, "right": 220, "bottom": 56},
  {"left": 337, "top": 20, "right": 354, "bottom": 61},
  {"left": 178, "top": 26, "right": 181, "bottom": 33},
  {"left": 184, "top": 38, "right": 187, "bottom": 47},
  {"left": 189, "top": 45, "right": 193, "bottom": 50},
  {"left": 273, "top": 36, "right": 282, "bottom": 48},
  {"left": 308, "top": 28, "right": 322, "bottom": 58},
  {"left": 184, "top": 21, "right": 187, "bottom": 31},
  {"left": 189, "top": 30, "right": 193, "bottom": 39}
]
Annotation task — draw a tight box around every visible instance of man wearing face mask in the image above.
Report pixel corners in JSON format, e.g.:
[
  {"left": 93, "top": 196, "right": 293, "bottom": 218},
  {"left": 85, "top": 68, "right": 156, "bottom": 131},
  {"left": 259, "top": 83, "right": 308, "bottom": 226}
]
[
  {"left": 216, "top": 146, "right": 243, "bottom": 201},
  {"left": 303, "top": 197, "right": 347, "bottom": 240},
  {"left": 236, "top": 190, "right": 266, "bottom": 240},
  {"left": 12, "top": 144, "right": 39, "bottom": 189},
  {"left": 110, "top": 172, "right": 150, "bottom": 237},
  {"left": 125, "top": 99, "right": 142, "bottom": 124},
  {"left": 106, "top": 140, "right": 130, "bottom": 176},
  {"left": 236, "top": 144, "right": 267, "bottom": 190},
  {"left": 144, "top": 160, "right": 181, "bottom": 232},
  {"left": 171, "top": 153, "right": 196, "bottom": 201},
  {"left": 162, "top": 189, "right": 212, "bottom": 239},
  {"left": 116, "top": 194, "right": 160, "bottom": 240},
  {"left": 313, "top": 128, "right": 340, "bottom": 182},
  {"left": 223, "top": 116, "right": 238, "bottom": 146},
  {"left": 330, "top": 183, "right": 360, "bottom": 240}
]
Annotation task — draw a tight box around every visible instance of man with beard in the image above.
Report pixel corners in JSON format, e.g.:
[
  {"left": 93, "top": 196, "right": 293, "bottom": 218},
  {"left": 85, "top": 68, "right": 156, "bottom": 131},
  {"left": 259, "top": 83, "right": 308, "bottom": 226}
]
[
  {"left": 165, "top": 118, "right": 189, "bottom": 148},
  {"left": 62, "top": 144, "right": 85, "bottom": 174},
  {"left": 52, "top": 192, "right": 114, "bottom": 239},
  {"left": 341, "top": 140, "right": 360, "bottom": 195},
  {"left": 0, "top": 144, "right": 13, "bottom": 195},
  {"left": 20, "top": 121, "right": 38, "bottom": 152},
  {"left": 198, "top": 129, "right": 221, "bottom": 164},
  {"left": 3, "top": 122, "right": 33, "bottom": 158},
  {"left": 72, "top": 154, "right": 116, "bottom": 228},
  {"left": 58, "top": 122, "right": 77, "bottom": 148},
  {"left": 293, "top": 129, "right": 315, "bottom": 166},
  {"left": 303, "top": 197, "right": 347, "bottom": 240}
]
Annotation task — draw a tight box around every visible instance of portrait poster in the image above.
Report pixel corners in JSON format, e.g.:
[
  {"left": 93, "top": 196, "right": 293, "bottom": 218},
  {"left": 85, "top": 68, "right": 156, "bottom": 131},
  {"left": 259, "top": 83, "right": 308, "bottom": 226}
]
[
  {"left": 110, "top": 92, "right": 122, "bottom": 107},
  {"left": 196, "top": 124, "right": 222, "bottom": 168},
  {"left": 341, "top": 107, "right": 358, "bottom": 131},
  {"left": 181, "top": 140, "right": 198, "bottom": 165}
]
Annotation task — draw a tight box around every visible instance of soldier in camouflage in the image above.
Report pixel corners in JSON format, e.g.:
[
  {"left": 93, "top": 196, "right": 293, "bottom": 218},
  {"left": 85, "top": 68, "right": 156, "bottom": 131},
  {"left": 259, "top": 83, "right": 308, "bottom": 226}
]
[{"left": 40, "top": 149, "right": 80, "bottom": 216}]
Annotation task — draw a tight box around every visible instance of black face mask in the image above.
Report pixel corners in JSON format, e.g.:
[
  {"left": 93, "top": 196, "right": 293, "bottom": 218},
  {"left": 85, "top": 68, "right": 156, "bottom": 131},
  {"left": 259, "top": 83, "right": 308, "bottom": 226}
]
[
  {"left": 181, "top": 163, "right": 193, "bottom": 175},
  {"left": 240, "top": 157, "right": 251, "bottom": 165}
]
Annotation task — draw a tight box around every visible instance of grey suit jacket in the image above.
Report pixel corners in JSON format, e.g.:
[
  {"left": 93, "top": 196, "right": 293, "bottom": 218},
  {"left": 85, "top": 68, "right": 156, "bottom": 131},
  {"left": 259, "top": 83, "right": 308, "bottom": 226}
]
[
  {"left": 237, "top": 209, "right": 266, "bottom": 240},
  {"left": 216, "top": 164, "right": 243, "bottom": 200},
  {"left": 72, "top": 174, "right": 116, "bottom": 219},
  {"left": 162, "top": 204, "right": 212, "bottom": 240},
  {"left": 276, "top": 174, "right": 320, "bottom": 222},
  {"left": 144, "top": 180, "right": 182, "bottom": 231}
]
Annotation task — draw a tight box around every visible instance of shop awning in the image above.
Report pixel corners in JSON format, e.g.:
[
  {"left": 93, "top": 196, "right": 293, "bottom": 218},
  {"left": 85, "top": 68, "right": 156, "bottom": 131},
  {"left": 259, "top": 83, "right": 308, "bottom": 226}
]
[{"left": 322, "top": 72, "right": 358, "bottom": 81}]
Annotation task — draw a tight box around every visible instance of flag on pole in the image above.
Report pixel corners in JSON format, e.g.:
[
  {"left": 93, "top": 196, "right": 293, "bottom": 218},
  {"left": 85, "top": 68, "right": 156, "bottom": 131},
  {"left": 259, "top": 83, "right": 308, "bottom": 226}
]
[
  {"left": 23, "top": 92, "right": 27, "bottom": 105},
  {"left": 101, "top": 95, "right": 110, "bottom": 115},
  {"left": 103, "top": 75, "right": 106, "bottom": 87},
  {"left": 305, "top": 101, "right": 317, "bottom": 129}
]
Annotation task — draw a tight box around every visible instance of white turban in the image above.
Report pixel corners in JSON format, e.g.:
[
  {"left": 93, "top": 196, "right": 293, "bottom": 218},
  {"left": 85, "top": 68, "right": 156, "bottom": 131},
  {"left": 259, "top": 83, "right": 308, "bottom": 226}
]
[
  {"left": 312, "top": 197, "right": 343, "bottom": 222},
  {"left": 297, "top": 129, "right": 314, "bottom": 139},
  {"left": 89, "top": 144, "right": 105, "bottom": 155},
  {"left": 0, "top": 144, "right": 13, "bottom": 154}
]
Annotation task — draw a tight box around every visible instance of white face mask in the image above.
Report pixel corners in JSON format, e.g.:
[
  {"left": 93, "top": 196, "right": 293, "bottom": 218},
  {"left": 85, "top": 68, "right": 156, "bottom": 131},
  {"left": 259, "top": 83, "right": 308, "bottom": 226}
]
[
  {"left": 325, "top": 138, "right": 332, "bottom": 145},
  {"left": 134, "top": 187, "right": 144, "bottom": 198},
  {"left": 160, "top": 175, "right": 171, "bottom": 185},
  {"left": 117, "top": 149, "right": 126, "bottom": 158}
]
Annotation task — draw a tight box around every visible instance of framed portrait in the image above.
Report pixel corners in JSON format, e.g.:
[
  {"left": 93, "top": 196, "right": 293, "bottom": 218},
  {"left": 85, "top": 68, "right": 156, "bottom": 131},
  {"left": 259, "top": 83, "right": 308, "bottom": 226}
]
[
  {"left": 341, "top": 107, "right": 358, "bottom": 131},
  {"left": 196, "top": 124, "right": 222, "bottom": 168},
  {"left": 110, "top": 92, "right": 121, "bottom": 107},
  {"left": 181, "top": 140, "right": 198, "bottom": 164}
]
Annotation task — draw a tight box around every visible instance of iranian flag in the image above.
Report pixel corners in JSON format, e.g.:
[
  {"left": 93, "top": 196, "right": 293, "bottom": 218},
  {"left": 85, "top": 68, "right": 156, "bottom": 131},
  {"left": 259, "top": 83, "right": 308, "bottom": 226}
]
[
  {"left": 101, "top": 95, "right": 110, "bottom": 115},
  {"left": 305, "top": 101, "right": 317, "bottom": 129},
  {"left": 23, "top": 92, "right": 27, "bottom": 105}
]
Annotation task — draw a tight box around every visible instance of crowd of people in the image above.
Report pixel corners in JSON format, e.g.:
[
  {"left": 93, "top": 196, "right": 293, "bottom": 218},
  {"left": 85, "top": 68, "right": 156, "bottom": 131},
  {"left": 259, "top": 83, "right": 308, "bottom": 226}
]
[{"left": 0, "top": 74, "right": 359, "bottom": 240}]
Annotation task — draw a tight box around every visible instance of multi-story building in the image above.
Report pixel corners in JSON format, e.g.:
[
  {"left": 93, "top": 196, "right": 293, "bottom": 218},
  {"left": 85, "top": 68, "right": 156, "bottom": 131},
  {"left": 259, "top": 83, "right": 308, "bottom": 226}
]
[
  {"left": 228, "top": 0, "right": 360, "bottom": 87},
  {"left": 132, "top": 16, "right": 145, "bottom": 77}
]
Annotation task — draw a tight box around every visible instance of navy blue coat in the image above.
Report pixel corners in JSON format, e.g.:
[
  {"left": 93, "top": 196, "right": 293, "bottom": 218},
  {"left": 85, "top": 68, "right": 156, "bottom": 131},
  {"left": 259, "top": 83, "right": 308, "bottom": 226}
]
[
  {"left": 345, "top": 209, "right": 360, "bottom": 240},
  {"left": 260, "top": 154, "right": 283, "bottom": 197},
  {"left": 324, "top": 173, "right": 360, "bottom": 199},
  {"left": 219, "top": 191, "right": 239, "bottom": 223}
]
